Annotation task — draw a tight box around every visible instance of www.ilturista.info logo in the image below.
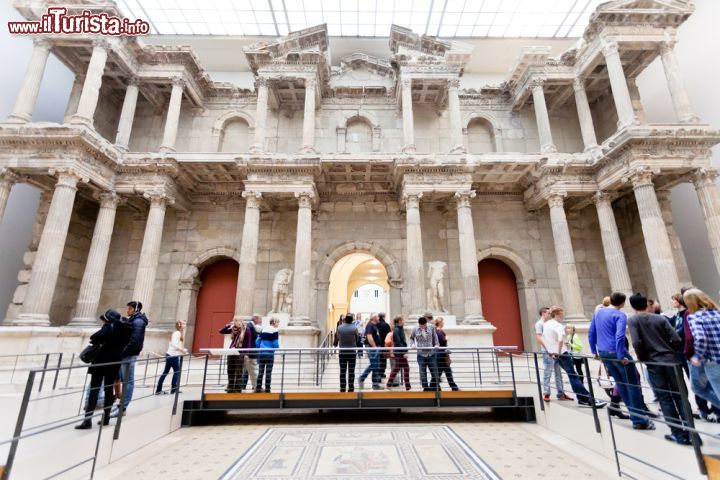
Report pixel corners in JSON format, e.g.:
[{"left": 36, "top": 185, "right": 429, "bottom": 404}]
[{"left": 8, "top": 7, "right": 150, "bottom": 36}]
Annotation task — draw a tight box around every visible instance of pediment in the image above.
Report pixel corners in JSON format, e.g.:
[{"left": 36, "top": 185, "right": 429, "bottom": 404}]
[
  {"left": 244, "top": 24, "right": 329, "bottom": 72},
  {"left": 597, "top": 0, "right": 692, "bottom": 13}
]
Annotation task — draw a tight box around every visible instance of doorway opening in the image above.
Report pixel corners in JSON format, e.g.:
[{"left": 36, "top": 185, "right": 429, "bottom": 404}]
[
  {"left": 478, "top": 258, "right": 525, "bottom": 351},
  {"left": 327, "top": 253, "right": 389, "bottom": 332},
  {"left": 192, "top": 258, "right": 239, "bottom": 352}
]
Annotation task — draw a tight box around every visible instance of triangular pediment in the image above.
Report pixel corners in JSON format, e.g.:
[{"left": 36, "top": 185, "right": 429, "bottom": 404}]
[
  {"left": 598, "top": 0, "right": 691, "bottom": 13},
  {"left": 244, "top": 24, "right": 329, "bottom": 72}
]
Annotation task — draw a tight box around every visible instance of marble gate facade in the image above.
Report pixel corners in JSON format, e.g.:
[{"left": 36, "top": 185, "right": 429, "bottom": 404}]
[{"left": 0, "top": 0, "right": 719, "bottom": 353}]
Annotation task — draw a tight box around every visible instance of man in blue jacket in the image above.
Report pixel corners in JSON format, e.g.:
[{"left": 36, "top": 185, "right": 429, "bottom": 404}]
[{"left": 111, "top": 300, "right": 148, "bottom": 417}]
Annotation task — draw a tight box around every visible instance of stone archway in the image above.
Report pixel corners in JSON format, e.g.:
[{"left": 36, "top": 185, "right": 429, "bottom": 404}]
[
  {"left": 477, "top": 246, "right": 538, "bottom": 350},
  {"left": 315, "top": 241, "right": 403, "bottom": 334},
  {"left": 176, "top": 247, "right": 241, "bottom": 350}
]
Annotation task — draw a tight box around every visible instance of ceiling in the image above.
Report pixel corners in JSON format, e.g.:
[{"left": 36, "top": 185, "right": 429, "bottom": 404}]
[{"left": 119, "top": 0, "right": 603, "bottom": 38}]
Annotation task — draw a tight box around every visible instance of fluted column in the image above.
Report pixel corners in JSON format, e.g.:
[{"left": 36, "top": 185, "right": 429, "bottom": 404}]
[
  {"left": 0, "top": 169, "right": 19, "bottom": 224},
  {"left": 290, "top": 192, "right": 314, "bottom": 326},
  {"left": 660, "top": 41, "right": 698, "bottom": 123},
  {"left": 70, "top": 193, "right": 122, "bottom": 326},
  {"left": 448, "top": 79, "right": 465, "bottom": 153},
  {"left": 601, "top": 40, "right": 637, "bottom": 129},
  {"left": 629, "top": 169, "right": 680, "bottom": 307},
  {"left": 531, "top": 79, "right": 557, "bottom": 154},
  {"left": 15, "top": 171, "right": 82, "bottom": 326},
  {"left": 573, "top": 77, "right": 599, "bottom": 152},
  {"left": 404, "top": 192, "right": 425, "bottom": 317},
  {"left": 251, "top": 77, "right": 269, "bottom": 153},
  {"left": 300, "top": 77, "right": 317, "bottom": 153},
  {"left": 694, "top": 169, "right": 720, "bottom": 281},
  {"left": 70, "top": 41, "right": 109, "bottom": 126},
  {"left": 176, "top": 275, "right": 200, "bottom": 324},
  {"left": 401, "top": 79, "right": 416, "bottom": 153},
  {"left": 593, "top": 192, "right": 633, "bottom": 301},
  {"left": 7, "top": 39, "right": 51, "bottom": 123},
  {"left": 455, "top": 191, "right": 484, "bottom": 324},
  {"left": 548, "top": 194, "right": 586, "bottom": 322},
  {"left": 63, "top": 75, "right": 84, "bottom": 124},
  {"left": 627, "top": 77, "right": 646, "bottom": 124},
  {"left": 159, "top": 78, "right": 185, "bottom": 153},
  {"left": 114, "top": 78, "right": 139, "bottom": 151},
  {"left": 657, "top": 190, "right": 692, "bottom": 286},
  {"left": 233, "top": 191, "right": 262, "bottom": 321},
  {"left": 132, "top": 194, "right": 171, "bottom": 320}
]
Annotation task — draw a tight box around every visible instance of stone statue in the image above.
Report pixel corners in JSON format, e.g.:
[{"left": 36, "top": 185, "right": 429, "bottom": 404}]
[
  {"left": 281, "top": 293, "right": 293, "bottom": 314},
  {"left": 426, "top": 261, "right": 448, "bottom": 313},
  {"left": 270, "top": 268, "right": 292, "bottom": 314}
]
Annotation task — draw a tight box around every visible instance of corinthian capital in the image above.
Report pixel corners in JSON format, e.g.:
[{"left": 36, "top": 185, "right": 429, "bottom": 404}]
[
  {"left": 547, "top": 192, "right": 566, "bottom": 209},
  {"left": 96, "top": 191, "right": 125, "bottom": 209},
  {"left": 529, "top": 78, "right": 545, "bottom": 91},
  {"left": 171, "top": 76, "right": 186, "bottom": 88},
  {"left": 256, "top": 77, "right": 269, "bottom": 88},
  {"left": 572, "top": 77, "right": 585, "bottom": 92},
  {"left": 143, "top": 192, "right": 174, "bottom": 207},
  {"left": 624, "top": 167, "right": 655, "bottom": 189},
  {"left": 600, "top": 39, "right": 619, "bottom": 57},
  {"left": 592, "top": 191, "right": 617, "bottom": 206},
  {"left": 0, "top": 168, "right": 19, "bottom": 187},
  {"left": 454, "top": 190, "right": 476, "bottom": 208},
  {"left": 448, "top": 78, "right": 461, "bottom": 90},
  {"left": 295, "top": 191, "right": 314, "bottom": 208},
  {"left": 694, "top": 167, "right": 720, "bottom": 189},
  {"left": 402, "top": 192, "right": 422, "bottom": 209},
  {"left": 242, "top": 190, "right": 263, "bottom": 209}
]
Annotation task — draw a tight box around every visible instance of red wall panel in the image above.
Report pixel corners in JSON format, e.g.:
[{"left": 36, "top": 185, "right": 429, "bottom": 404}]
[
  {"left": 192, "top": 259, "right": 239, "bottom": 352},
  {"left": 478, "top": 259, "right": 525, "bottom": 351}
]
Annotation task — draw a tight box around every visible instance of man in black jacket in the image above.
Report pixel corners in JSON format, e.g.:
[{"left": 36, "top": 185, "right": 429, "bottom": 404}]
[
  {"left": 627, "top": 293, "right": 689, "bottom": 445},
  {"left": 111, "top": 300, "right": 148, "bottom": 417},
  {"left": 376, "top": 312, "right": 391, "bottom": 378}
]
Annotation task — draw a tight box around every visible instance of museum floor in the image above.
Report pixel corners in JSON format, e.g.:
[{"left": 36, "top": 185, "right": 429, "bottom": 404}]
[{"left": 93, "top": 412, "right": 616, "bottom": 479}]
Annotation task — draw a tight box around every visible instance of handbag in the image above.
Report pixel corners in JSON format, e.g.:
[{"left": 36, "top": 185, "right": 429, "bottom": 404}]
[
  {"left": 80, "top": 343, "right": 102, "bottom": 364},
  {"left": 597, "top": 363, "right": 615, "bottom": 389}
]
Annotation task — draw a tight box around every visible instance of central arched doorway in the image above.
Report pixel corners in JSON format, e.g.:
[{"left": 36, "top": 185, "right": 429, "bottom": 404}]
[
  {"left": 192, "top": 258, "right": 239, "bottom": 352},
  {"left": 327, "top": 253, "right": 389, "bottom": 331},
  {"left": 478, "top": 258, "right": 525, "bottom": 351}
]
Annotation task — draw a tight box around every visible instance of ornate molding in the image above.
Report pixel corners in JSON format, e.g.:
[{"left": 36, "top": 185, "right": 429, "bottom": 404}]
[
  {"left": 454, "top": 190, "right": 476, "bottom": 208},
  {"left": 96, "top": 191, "right": 124, "bottom": 209},
  {"left": 242, "top": 190, "right": 262, "bottom": 208},
  {"left": 693, "top": 167, "right": 720, "bottom": 189},
  {"left": 624, "top": 166, "right": 655, "bottom": 188},
  {"left": 402, "top": 192, "right": 422, "bottom": 209},
  {"left": 295, "top": 191, "right": 315, "bottom": 208},
  {"left": 547, "top": 192, "right": 566, "bottom": 208}
]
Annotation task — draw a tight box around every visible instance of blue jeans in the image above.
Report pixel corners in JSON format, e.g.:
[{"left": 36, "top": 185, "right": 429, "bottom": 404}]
[
  {"left": 257, "top": 355, "right": 274, "bottom": 391},
  {"left": 119, "top": 355, "right": 137, "bottom": 408},
  {"left": 691, "top": 361, "right": 720, "bottom": 409},
  {"left": 599, "top": 351, "right": 648, "bottom": 426},
  {"left": 558, "top": 353, "right": 590, "bottom": 403},
  {"left": 156, "top": 354, "right": 181, "bottom": 393},
  {"left": 417, "top": 354, "right": 439, "bottom": 390},
  {"left": 542, "top": 351, "right": 564, "bottom": 396},
  {"left": 360, "top": 350, "right": 381, "bottom": 386}
]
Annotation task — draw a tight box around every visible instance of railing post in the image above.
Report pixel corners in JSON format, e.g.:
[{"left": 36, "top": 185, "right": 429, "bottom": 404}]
[
  {"left": 113, "top": 361, "right": 130, "bottom": 440},
  {"left": 508, "top": 351, "right": 518, "bottom": 406},
  {"left": 201, "top": 354, "right": 209, "bottom": 409},
  {"left": 141, "top": 353, "right": 150, "bottom": 386},
  {"left": 583, "top": 356, "right": 601, "bottom": 433},
  {"left": 64, "top": 353, "right": 75, "bottom": 389},
  {"left": 674, "top": 363, "right": 707, "bottom": 474},
  {"left": 38, "top": 353, "right": 50, "bottom": 392},
  {"left": 607, "top": 408, "right": 622, "bottom": 477},
  {"left": 3, "top": 370, "right": 36, "bottom": 480},
  {"left": 172, "top": 356, "right": 184, "bottom": 416},
  {"left": 90, "top": 406, "right": 105, "bottom": 479},
  {"left": 532, "top": 352, "right": 545, "bottom": 412},
  {"left": 280, "top": 352, "right": 286, "bottom": 408},
  {"left": 52, "top": 353, "right": 63, "bottom": 390}
]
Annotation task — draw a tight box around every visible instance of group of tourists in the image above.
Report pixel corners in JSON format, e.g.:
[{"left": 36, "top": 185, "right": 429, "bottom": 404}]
[
  {"left": 220, "top": 315, "right": 280, "bottom": 393},
  {"left": 75, "top": 301, "right": 151, "bottom": 429},
  {"left": 585, "top": 287, "right": 720, "bottom": 446},
  {"left": 334, "top": 311, "right": 459, "bottom": 392}
]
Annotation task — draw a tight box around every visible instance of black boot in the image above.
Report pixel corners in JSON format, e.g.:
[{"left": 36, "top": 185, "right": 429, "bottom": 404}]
[{"left": 75, "top": 419, "right": 92, "bottom": 430}]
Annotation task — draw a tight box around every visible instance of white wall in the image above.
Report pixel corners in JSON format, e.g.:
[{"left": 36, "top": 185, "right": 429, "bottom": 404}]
[{"left": 635, "top": 0, "right": 720, "bottom": 297}]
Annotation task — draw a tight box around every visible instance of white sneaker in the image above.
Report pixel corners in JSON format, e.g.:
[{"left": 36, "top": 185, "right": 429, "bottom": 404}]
[{"left": 708, "top": 413, "right": 719, "bottom": 423}]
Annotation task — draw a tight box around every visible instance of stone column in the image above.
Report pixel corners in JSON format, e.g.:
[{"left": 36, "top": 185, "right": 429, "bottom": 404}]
[
  {"left": 176, "top": 271, "right": 199, "bottom": 325},
  {"left": 629, "top": 169, "right": 680, "bottom": 307},
  {"left": 601, "top": 40, "right": 637, "bottom": 129},
  {"left": 159, "top": 78, "right": 185, "bottom": 153},
  {"left": 657, "top": 190, "right": 692, "bottom": 286},
  {"left": 63, "top": 75, "right": 84, "bottom": 124},
  {"left": 290, "top": 192, "right": 314, "bottom": 326},
  {"left": 0, "top": 169, "right": 19, "bottom": 224},
  {"left": 233, "top": 191, "right": 262, "bottom": 321},
  {"left": 251, "top": 77, "right": 269, "bottom": 153},
  {"left": 573, "top": 77, "right": 599, "bottom": 152},
  {"left": 455, "top": 191, "right": 484, "bottom": 324},
  {"left": 593, "top": 192, "right": 633, "bottom": 300},
  {"left": 530, "top": 79, "right": 557, "bottom": 154},
  {"left": 132, "top": 194, "right": 171, "bottom": 320},
  {"left": 300, "top": 77, "right": 317, "bottom": 153},
  {"left": 403, "top": 193, "right": 425, "bottom": 317},
  {"left": 448, "top": 79, "right": 464, "bottom": 153},
  {"left": 627, "top": 77, "right": 646, "bottom": 124},
  {"left": 401, "top": 79, "right": 416, "bottom": 153},
  {"left": 8, "top": 39, "right": 51, "bottom": 123},
  {"left": 693, "top": 169, "right": 720, "bottom": 282},
  {"left": 70, "top": 193, "right": 121, "bottom": 326},
  {"left": 114, "top": 78, "right": 140, "bottom": 151},
  {"left": 547, "top": 194, "right": 587, "bottom": 322},
  {"left": 15, "top": 171, "right": 81, "bottom": 326},
  {"left": 660, "top": 41, "right": 699, "bottom": 123},
  {"left": 70, "top": 41, "right": 109, "bottom": 126}
]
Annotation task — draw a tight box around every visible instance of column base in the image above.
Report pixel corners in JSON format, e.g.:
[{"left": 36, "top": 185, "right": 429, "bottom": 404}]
[
  {"left": 278, "top": 325, "right": 320, "bottom": 348},
  {"left": 299, "top": 146, "right": 317, "bottom": 154},
  {"left": 249, "top": 145, "right": 264, "bottom": 154},
  {"left": 69, "top": 114, "right": 93, "bottom": 126},
  {"left": 442, "top": 324, "right": 497, "bottom": 347},
  {"left": 540, "top": 143, "right": 557, "bottom": 154},
  {"left": 616, "top": 116, "right": 640, "bottom": 131},
  {"left": 680, "top": 114, "right": 700, "bottom": 124},
  {"left": 5, "top": 113, "right": 31, "bottom": 124},
  {"left": 449, "top": 145, "right": 466, "bottom": 154},
  {"left": 565, "top": 313, "right": 589, "bottom": 323},
  {"left": 114, "top": 143, "right": 129, "bottom": 152},
  {"left": 68, "top": 316, "right": 101, "bottom": 328},
  {"left": 288, "top": 315, "right": 312, "bottom": 327},
  {"left": 159, "top": 145, "right": 176, "bottom": 154},
  {"left": 13, "top": 313, "right": 51, "bottom": 327},
  {"left": 402, "top": 145, "right": 416, "bottom": 154}
]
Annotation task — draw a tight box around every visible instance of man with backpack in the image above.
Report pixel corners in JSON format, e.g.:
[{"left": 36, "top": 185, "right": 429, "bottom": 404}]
[
  {"left": 111, "top": 300, "right": 148, "bottom": 418},
  {"left": 335, "top": 314, "right": 359, "bottom": 392}
]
